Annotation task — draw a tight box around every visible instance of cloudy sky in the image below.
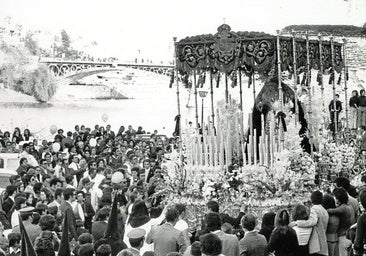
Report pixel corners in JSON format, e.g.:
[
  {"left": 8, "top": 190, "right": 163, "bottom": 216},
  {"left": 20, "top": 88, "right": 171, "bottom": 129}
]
[{"left": 1, "top": 0, "right": 365, "bottom": 62}]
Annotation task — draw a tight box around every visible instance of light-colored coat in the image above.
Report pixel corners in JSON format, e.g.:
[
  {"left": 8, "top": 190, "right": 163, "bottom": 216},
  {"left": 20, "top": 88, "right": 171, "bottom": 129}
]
[
  {"left": 146, "top": 222, "right": 186, "bottom": 256},
  {"left": 296, "top": 204, "right": 329, "bottom": 256},
  {"left": 213, "top": 230, "right": 240, "bottom": 256}
]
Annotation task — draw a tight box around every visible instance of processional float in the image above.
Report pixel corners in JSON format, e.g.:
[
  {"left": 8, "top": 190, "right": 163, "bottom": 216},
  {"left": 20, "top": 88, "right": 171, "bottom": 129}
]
[{"left": 172, "top": 24, "right": 347, "bottom": 170}]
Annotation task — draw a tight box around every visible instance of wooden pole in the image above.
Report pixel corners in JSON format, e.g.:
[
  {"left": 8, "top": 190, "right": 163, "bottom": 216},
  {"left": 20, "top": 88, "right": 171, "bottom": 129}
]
[
  {"left": 330, "top": 36, "right": 338, "bottom": 135},
  {"left": 193, "top": 70, "right": 199, "bottom": 129},
  {"left": 210, "top": 71, "right": 215, "bottom": 126},
  {"left": 291, "top": 31, "right": 299, "bottom": 124},
  {"left": 306, "top": 32, "right": 314, "bottom": 157},
  {"left": 318, "top": 34, "right": 325, "bottom": 110},
  {"left": 225, "top": 73, "right": 229, "bottom": 103},
  {"left": 343, "top": 38, "right": 349, "bottom": 129},
  {"left": 173, "top": 37, "right": 182, "bottom": 153}
]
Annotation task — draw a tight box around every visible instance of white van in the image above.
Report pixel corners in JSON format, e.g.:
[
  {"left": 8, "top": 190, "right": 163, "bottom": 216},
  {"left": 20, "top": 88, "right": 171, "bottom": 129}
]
[{"left": 0, "top": 153, "right": 19, "bottom": 191}]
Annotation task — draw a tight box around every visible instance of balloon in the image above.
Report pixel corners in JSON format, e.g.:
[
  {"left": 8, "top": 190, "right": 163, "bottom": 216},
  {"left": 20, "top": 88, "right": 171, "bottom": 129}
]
[
  {"left": 50, "top": 125, "right": 57, "bottom": 135},
  {"left": 89, "top": 138, "right": 97, "bottom": 147},
  {"left": 111, "top": 171, "right": 124, "bottom": 184},
  {"left": 52, "top": 142, "right": 61, "bottom": 152},
  {"left": 102, "top": 113, "right": 108, "bottom": 123}
]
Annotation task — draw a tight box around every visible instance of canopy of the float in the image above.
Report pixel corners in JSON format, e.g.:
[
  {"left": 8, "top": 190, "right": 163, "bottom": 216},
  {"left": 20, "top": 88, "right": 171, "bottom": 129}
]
[{"left": 176, "top": 24, "right": 344, "bottom": 75}]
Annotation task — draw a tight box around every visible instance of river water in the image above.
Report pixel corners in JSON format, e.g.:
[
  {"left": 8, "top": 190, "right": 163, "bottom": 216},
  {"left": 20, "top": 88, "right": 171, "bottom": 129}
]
[{"left": 0, "top": 37, "right": 365, "bottom": 139}]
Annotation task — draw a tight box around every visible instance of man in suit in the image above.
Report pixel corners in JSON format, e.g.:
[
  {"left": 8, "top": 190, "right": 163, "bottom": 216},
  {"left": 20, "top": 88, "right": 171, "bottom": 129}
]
[
  {"left": 294, "top": 190, "right": 329, "bottom": 256},
  {"left": 92, "top": 207, "right": 110, "bottom": 242},
  {"left": 2, "top": 185, "right": 17, "bottom": 215},
  {"left": 239, "top": 214, "right": 267, "bottom": 256},
  {"left": 59, "top": 188, "right": 78, "bottom": 240},
  {"left": 205, "top": 212, "right": 239, "bottom": 256},
  {"left": 146, "top": 208, "right": 187, "bottom": 256}
]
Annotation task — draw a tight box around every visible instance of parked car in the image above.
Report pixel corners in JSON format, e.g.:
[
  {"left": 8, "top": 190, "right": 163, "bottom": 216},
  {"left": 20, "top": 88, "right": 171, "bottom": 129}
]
[{"left": 0, "top": 153, "right": 19, "bottom": 192}]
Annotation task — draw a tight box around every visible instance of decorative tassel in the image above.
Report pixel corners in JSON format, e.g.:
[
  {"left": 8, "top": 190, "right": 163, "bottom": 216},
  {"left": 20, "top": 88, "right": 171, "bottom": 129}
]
[
  {"left": 288, "top": 73, "right": 292, "bottom": 80},
  {"left": 301, "top": 74, "right": 306, "bottom": 86},
  {"left": 202, "top": 72, "right": 206, "bottom": 87},
  {"left": 216, "top": 72, "right": 221, "bottom": 88},
  {"left": 329, "top": 70, "right": 334, "bottom": 85},
  {"left": 297, "top": 75, "right": 300, "bottom": 85},
  {"left": 248, "top": 75, "right": 252, "bottom": 88},
  {"left": 183, "top": 74, "right": 189, "bottom": 88},
  {"left": 169, "top": 70, "right": 175, "bottom": 88},
  {"left": 231, "top": 72, "right": 237, "bottom": 88},
  {"left": 337, "top": 73, "right": 342, "bottom": 85},
  {"left": 346, "top": 71, "right": 349, "bottom": 81},
  {"left": 316, "top": 72, "right": 322, "bottom": 85}
]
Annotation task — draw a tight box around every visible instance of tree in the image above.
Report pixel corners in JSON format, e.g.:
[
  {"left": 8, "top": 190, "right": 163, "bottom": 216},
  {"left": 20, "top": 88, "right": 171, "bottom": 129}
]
[
  {"left": 58, "top": 29, "right": 72, "bottom": 58},
  {"left": 24, "top": 32, "right": 39, "bottom": 55}
]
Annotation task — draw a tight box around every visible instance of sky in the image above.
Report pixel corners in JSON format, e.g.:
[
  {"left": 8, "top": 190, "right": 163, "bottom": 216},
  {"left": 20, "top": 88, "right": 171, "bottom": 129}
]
[{"left": 0, "top": 0, "right": 365, "bottom": 62}]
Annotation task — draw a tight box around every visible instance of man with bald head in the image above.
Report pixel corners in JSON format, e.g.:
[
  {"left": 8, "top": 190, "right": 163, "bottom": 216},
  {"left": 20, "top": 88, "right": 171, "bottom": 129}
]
[{"left": 239, "top": 214, "right": 267, "bottom": 256}]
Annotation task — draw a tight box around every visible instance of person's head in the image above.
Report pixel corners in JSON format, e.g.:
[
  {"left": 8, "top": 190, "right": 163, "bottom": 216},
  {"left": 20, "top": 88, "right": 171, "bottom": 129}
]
[
  {"left": 5, "top": 185, "right": 17, "bottom": 197},
  {"left": 165, "top": 208, "right": 179, "bottom": 224},
  {"left": 207, "top": 200, "right": 219, "bottom": 213},
  {"left": 352, "top": 90, "right": 359, "bottom": 97},
  {"left": 335, "top": 94, "right": 339, "bottom": 100},
  {"left": 142, "top": 159, "right": 150, "bottom": 169},
  {"left": 127, "top": 228, "right": 146, "bottom": 249},
  {"left": 292, "top": 204, "right": 309, "bottom": 221},
  {"left": 96, "top": 207, "right": 110, "bottom": 221},
  {"left": 50, "top": 178, "right": 62, "bottom": 190},
  {"left": 40, "top": 188, "right": 52, "bottom": 202},
  {"left": 96, "top": 244, "right": 112, "bottom": 256},
  {"left": 361, "top": 89, "right": 365, "bottom": 96},
  {"left": 19, "top": 157, "right": 28, "bottom": 166},
  {"left": 333, "top": 187, "right": 349, "bottom": 205},
  {"left": 334, "top": 177, "right": 351, "bottom": 192},
  {"left": 359, "top": 190, "right": 366, "bottom": 210},
  {"left": 175, "top": 203, "right": 186, "bottom": 219},
  {"left": 190, "top": 241, "right": 202, "bottom": 256},
  {"left": 78, "top": 233, "right": 93, "bottom": 245},
  {"left": 9, "top": 175, "right": 22, "bottom": 187},
  {"left": 8, "top": 233, "right": 21, "bottom": 248},
  {"left": 39, "top": 214, "right": 56, "bottom": 231},
  {"left": 205, "top": 212, "right": 221, "bottom": 232},
  {"left": 117, "top": 249, "right": 134, "bottom": 256},
  {"left": 200, "top": 233, "right": 222, "bottom": 256},
  {"left": 14, "top": 196, "right": 27, "bottom": 210},
  {"left": 274, "top": 209, "right": 290, "bottom": 228},
  {"left": 241, "top": 214, "right": 257, "bottom": 231},
  {"left": 76, "top": 190, "right": 85, "bottom": 203},
  {"left": 310, "top": 190, "right": 323, "bottom": 205},
  {"left": 322, "top": 194, "right": 337, "bottom": 210},
  {"left": 63, "top": 188, "right": 76, "bottom": 202},
  {"left": 54, "top": 188, "right": 64, "bottom": 201},
  {"left": 78, "top": 243, "right": 94, "bottom": 256},
  {"left": 221, "top": 222, "right": 233, "bottom": 234}
]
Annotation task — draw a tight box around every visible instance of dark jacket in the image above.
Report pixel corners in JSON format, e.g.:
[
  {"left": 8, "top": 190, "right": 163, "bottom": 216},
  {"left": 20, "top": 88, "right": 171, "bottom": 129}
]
[
  {"left": 59, "top": 201, "right": 78, "bottom": 240},
  {"left": 2, "top": 197, "right": 14, "bottom": 215},
  {"left": 354, "top": 213, "right": 366, "bottom": 255}
]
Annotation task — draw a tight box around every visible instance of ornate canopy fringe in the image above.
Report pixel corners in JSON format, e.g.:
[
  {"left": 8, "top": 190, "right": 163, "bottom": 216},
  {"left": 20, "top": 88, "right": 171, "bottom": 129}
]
[{"left": 176, "top": 24, "right": 343, "bottom": 75}]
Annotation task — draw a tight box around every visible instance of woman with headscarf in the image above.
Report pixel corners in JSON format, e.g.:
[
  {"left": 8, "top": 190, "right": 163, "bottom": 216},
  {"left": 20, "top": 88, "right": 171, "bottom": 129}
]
[
  {"left": 268, "top": 209, "right": 299, "bottom": 256},
  {"left": 123, "top": 200, "right": 166, "bottom": 254}
]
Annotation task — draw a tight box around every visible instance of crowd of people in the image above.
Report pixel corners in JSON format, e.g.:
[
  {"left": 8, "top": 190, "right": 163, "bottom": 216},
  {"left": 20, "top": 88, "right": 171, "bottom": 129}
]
[{"left": 0, "top": 125, "right": 365, "bottom": 256}]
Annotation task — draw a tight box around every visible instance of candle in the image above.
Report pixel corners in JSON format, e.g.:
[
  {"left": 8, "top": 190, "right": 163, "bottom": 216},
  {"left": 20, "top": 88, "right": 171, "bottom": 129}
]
[{"left": 254, "top": 129, "right": 257, "bottom": 165}]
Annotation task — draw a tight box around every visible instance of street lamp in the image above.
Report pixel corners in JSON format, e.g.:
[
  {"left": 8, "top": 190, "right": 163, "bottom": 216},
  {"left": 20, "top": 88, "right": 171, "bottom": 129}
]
[{"left": 199, "top": 90, "right": 208, "bottom": 127}]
